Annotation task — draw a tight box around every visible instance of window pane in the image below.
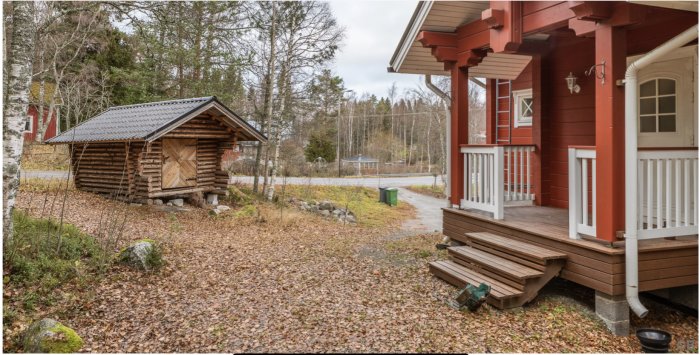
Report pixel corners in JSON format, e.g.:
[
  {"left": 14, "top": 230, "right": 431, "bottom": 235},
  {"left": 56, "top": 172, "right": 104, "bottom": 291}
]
[
  {"left": 658, "top": 96, "right": 675, "bottom": 114},
  {"left": 640, "top": 98, "right": 656, "bottom": 115},
  {"left": 659, "top": 115, "right": 676, "bottom": 132},
  {"left": 658, "top": 79, "right": 675, "bottom": 95},
  {"left": 640, "top": 115, "right": 657, "bottom": 132},
  {"left": 640, "top": 80, "right": 656, "bottom": 97},
  {"left": 521, "top": 98, "right": 533, "bottom": 117}
]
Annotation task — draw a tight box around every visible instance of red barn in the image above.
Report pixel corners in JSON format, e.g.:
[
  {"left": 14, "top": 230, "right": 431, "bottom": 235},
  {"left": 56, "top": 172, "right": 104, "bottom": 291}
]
[{"left": 24, "top": 82, "right": 59, "bottom": 143}]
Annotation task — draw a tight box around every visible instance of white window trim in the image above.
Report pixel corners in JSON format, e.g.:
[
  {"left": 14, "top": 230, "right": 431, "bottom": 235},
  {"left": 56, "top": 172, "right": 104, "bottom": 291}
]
[
  {"left": 24, "top": 115, "right": 33, "bottom": 133},
  {"left": 513, "top": 88, "right": 533, "bottom": 127}
]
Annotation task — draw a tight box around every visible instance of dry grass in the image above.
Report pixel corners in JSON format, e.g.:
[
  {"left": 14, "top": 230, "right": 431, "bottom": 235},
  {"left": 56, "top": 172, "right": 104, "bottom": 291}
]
[
  {"left": 406, "top": 184, "right": 446, "bottom": 199},
  {"left": 4, "top": 186, "right": 697, "bottom": 353}
]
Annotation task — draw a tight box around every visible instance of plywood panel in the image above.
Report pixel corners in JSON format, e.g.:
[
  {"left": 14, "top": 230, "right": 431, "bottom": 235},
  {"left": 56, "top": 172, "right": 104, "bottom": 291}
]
[{"left": 162, "top": 138, "right": 197, "bottom": 189}]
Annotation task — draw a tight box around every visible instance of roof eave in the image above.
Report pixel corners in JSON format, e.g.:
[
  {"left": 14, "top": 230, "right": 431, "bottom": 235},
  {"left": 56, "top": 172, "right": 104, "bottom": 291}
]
[{"left": 388, "top": 1, "right": 434, "bottom": 74}]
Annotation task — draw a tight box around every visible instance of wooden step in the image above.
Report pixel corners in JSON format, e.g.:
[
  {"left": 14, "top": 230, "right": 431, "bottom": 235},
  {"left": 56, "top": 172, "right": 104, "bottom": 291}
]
[
  {"left": 463, "top": 232, "right": 567, "bottom": 265},
  {"left": 429, "top": 260, "right": 523, "bottom": 308},
  {"left": 448, "top": 246, "right": 543, "bottom": 281}
]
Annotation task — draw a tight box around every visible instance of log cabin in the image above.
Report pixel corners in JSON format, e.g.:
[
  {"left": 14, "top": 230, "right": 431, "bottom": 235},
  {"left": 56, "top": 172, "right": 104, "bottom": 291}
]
[
  {"left": 46, "top": 96, "right": 266, "bottom": 201},
  {"left": 389, "top": 1, "right": 698, "bottom": 335}
]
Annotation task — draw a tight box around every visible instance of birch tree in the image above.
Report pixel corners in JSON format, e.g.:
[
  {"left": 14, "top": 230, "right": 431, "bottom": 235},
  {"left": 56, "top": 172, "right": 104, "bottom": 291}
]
[{"left": 3, "top": 1, "right": 37, "bottom": 241}]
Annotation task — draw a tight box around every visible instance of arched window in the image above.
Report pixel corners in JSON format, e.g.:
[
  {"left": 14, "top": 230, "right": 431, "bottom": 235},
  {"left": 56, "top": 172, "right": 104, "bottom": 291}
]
[{"left": 639, "top": 78, "right": 676, "bottom": 133}]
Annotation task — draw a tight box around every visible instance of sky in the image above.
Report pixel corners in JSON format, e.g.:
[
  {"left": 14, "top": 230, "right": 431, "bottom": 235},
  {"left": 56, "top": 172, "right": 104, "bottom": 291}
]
[{"left": 328, "top": 0, "right": 426, "bottom": 99}]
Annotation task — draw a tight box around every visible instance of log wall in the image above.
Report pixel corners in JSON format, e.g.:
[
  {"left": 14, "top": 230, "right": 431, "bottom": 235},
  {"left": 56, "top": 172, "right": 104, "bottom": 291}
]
[{"left": 71, "top": 142, "right": 131, "bottom": 197}]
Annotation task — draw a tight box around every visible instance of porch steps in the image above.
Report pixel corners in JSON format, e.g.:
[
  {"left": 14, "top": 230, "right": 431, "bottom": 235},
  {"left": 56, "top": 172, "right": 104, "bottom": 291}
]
[{"left": 429, "top": 232, "right": 567, "bottom": 309}]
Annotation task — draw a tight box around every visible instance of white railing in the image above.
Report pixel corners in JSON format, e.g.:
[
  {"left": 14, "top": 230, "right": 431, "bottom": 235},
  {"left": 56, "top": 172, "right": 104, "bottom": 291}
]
[
  {"left": 568, "top": 147, "right": 596, "bottom": 239},
  {"left": 461, "top": 146, "right": 504, "bottom": 219},
  {"left": 637, "top": 150, "right": 698, "bottom": 239},
  {"left": 504, "top": 145, "right": 536, "bottom": 203}
]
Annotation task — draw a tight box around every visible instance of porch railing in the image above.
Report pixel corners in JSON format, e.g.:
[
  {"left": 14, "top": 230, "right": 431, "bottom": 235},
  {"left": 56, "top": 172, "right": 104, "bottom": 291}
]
[
  {"left": 568, "top": 147, "right": 596, "bottom": 239},
  {"left": 460, "top": 145, "right": 536, "bottom": 219},
  {"left": 637, "top": 150, "right": 698, "bottom": 239}
]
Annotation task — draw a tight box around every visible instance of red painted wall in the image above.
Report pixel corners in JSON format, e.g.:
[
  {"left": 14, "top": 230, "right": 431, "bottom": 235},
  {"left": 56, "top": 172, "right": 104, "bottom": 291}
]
[
  {"left": 541, "top": 34, "right": 596, "bottom": 209},
  {"left": 24, "top": 105, "right": 58, "bottom": 142}
]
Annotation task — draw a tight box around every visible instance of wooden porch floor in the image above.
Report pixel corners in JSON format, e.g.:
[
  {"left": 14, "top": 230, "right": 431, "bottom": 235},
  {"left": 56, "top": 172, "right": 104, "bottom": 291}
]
[{"left": 443, "top": 206, "right": 698, "bottom": 295}]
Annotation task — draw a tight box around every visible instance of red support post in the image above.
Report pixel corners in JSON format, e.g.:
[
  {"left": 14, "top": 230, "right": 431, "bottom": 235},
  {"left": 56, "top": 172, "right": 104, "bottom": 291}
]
[
  {"left": 449, "top": 64, "right": 470, "bottom": 206},
  {"left": 594, "top": 25, "right": 626, "bottom": 242}
]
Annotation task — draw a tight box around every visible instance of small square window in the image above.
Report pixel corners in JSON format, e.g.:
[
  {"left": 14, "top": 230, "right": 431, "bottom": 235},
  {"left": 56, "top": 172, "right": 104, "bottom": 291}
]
[{"left": 513, "top": 89, "right": 533, "bottom": 127}]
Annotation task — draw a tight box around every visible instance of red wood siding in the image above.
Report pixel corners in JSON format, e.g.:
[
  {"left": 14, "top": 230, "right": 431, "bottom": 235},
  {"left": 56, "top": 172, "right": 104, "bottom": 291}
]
[
  {"left": 24, "top": 105, "right": 58, "bottom": 142},
  {"left": 541, "top": 34, "right": 596, "bottom": 209}
]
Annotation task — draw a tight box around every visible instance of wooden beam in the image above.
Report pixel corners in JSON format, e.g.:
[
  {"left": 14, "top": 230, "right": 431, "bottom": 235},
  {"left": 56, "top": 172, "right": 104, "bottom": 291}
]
[
  {"left": 488, "top": 1, "right": 523, "bottom": 53},
  {"left": 417, "top": 31, "right": 456, "bottom": 48},
  {"left": 523, "top": 2, "right": 575, "bottom": 35},
  {"left": 594, "top": 25, "right": 626, "bottom": 242},
  {"left": 482, "top": 8, "right": 504, "bottom": 29},
  {"left": 568, "top": 18, "right": 597, "bottom": 37},
  {"left": 448, "top": 63, "right": 470, "bottom": 205},
  {"left": 569, "top": 1, "right": 612, "bottom": 22}
]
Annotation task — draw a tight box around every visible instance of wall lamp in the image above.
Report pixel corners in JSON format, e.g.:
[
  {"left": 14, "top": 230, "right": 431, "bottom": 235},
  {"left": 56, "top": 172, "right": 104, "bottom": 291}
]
[
  {"left": 565, "top": 72, "right": 580, "bottom": 94},
  {"left": 586, "top": 59, "right": 606, "bottom": 85}
]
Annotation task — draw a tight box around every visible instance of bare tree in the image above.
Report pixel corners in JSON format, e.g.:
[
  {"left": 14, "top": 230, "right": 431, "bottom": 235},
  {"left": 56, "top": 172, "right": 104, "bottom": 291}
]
[{"left": 3, "top": 1, "right": 37, "bottom": 241}]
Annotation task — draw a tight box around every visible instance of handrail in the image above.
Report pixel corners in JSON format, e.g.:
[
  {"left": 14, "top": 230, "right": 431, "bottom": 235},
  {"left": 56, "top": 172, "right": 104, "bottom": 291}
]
[{"left": 568, "top": 146, "right": 596, "bottom": 239}]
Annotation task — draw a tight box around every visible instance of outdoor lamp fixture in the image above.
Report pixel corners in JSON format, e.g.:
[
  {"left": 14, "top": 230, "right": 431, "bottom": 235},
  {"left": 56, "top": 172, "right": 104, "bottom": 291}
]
[{"left": 565, "top": 72, "right": 580, "bottom": 94}]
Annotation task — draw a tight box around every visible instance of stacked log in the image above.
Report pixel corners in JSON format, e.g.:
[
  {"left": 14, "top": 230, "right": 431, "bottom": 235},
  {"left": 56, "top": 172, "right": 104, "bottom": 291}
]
[{"left": 72, "top": 143, "right": 129, "bottom": 195}]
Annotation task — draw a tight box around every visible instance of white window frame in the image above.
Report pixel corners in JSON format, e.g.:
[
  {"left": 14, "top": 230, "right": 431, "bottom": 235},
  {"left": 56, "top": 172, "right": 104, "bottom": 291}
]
[
  {"left": 24, "top": 115, "right": 33, "bottom": 133},
  {"left": 513, "top": 88, "right": 533, "bottom": 127}
]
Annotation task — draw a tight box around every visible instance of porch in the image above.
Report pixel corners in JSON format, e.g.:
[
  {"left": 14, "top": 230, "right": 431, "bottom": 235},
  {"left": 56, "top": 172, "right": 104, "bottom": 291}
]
[{"left": 443, "top": 206, "right": 698, "bottom": 296}]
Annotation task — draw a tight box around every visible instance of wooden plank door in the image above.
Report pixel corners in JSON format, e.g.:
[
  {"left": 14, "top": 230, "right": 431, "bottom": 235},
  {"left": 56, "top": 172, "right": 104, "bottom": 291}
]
[{"left": 162, "top": 138, "right": 197, "bottom": 189}]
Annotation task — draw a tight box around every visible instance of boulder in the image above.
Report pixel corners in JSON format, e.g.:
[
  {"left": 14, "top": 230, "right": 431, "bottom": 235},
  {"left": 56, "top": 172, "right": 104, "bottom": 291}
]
[
  {"left": 300, "top": 201, "right": 310, "bottom": 210},
  {"left": 170, "top": 198, "right": 184, "bottom": 207},
  {"left": 154, "top": 199, "right": 164, "bottom": 205},
  {"left": 206, "top": 194, "right": 219, "bottom": 206},
  {"left": 319, "top": 201, "right": 334, "bottom": 211},
  {"left": 332, "top": 209, "right": 342, "bottom": 216},
  {"left": 216, "top": 205, "right": 231, "bottom": 212},
  {"left": 23, "top": 318, "right": 83, "bottom": 353},
  {"left": 345, "top": 214, "right": 357, "bottom": 224},
  {"left": 118, "top": 240, "right": 159, "bottom": 271},
  {"left": 320, "top": 210, "right": 331, "bottom": 217}
]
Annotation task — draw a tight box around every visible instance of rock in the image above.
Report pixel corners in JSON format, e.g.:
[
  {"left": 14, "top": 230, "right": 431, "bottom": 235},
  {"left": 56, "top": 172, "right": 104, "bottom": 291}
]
[
  {"left": 300, "top": 201, "right": 309, "bottom": 210},
  {"left": 146, "top": 199, "right": 154, "bottom": 206},
  {"left": 319, "top": 201, "right": 334, "bottom": 211},
  {"left": 209, "top": 209, "right": 222, "bottom": 216},
  {"left": 118, "top": 240, "right": 160, "bottom": 271},
  {"left": 216, "top": 205, "right": 231, "bottom": 212},
  {"left": 166, "top": 202, "right": 173, "bottom": 206},
  {"left": 206, "top": 194, "right": 219, "bottom": 206},
  {"left": 154, "top": 199, "right": 164, "bottom": 205},
  {"left": 320, "top": 210, "right": 331, "bottom": 217},
  {"left": 345, "top": 214, "right": 357, "bottom": 224},
  {"left": 129, "top": 203, "right": 142, "bottom": 207},
  {"left": 332, "top": 209, "right": 342, "bottom": 216},
  {"left": 23, "top": 318, "right": 83, "bottom": 353},
  {"left": 170, "top": 198, "right": 184, "bottom": 207}
]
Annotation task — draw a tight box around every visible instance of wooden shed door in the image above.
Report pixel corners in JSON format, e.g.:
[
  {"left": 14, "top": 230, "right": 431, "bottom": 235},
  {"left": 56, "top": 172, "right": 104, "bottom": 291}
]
[{"left": 162, "top": 138, "right": 197, "bottom": 189}]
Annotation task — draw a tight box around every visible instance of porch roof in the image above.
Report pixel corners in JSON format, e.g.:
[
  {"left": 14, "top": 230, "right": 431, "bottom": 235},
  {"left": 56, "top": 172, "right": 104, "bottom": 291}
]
[{"left": 387, "top": 1, "right": 532, "bottom": 80}]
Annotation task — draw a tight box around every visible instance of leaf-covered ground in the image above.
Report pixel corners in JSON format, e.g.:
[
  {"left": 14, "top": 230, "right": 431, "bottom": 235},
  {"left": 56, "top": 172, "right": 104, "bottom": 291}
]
[{"left": 6, "top": 188, "right": 698, "bottom": 353}]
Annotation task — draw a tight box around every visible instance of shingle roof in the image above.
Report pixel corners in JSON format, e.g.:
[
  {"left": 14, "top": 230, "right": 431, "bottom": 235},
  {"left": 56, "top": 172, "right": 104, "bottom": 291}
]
[{"left": 47, "top": 96, "right": 265, "bottom": 144}]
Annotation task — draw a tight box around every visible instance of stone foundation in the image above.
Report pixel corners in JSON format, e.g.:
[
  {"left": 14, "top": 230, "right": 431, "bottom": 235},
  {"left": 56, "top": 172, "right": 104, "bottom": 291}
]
[{"left": 595, "top": 291, "right": 630, "bottom": 336}]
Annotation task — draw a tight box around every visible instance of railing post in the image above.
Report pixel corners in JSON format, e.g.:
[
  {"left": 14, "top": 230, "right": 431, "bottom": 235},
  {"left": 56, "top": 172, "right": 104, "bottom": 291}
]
[
  {"left": 494, "top": 146, "right": 504, "bottom": 219},
  {"left": 568, "top": 147, "right": 580, "bottom": 239}
]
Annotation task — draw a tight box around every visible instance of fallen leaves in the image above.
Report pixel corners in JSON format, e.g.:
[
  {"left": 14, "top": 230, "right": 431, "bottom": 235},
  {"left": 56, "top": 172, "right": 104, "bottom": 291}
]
[{"left": 5, "top": 188, "right": 698, "bottom": 353}]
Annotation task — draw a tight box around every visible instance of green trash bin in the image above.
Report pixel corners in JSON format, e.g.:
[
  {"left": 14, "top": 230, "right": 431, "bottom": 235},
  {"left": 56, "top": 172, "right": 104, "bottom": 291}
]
[
  {"left": 385, "top": 188, "right": 398, "bottom": 206},
  {"left": 378, "top": 187, "right": 387, "bottom": 203}
]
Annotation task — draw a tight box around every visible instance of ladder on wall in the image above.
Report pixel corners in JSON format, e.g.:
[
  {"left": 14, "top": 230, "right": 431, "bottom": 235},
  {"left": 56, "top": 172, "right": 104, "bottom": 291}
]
[{"left": 495, "top": 79, "right": 512, "bottom": 145}]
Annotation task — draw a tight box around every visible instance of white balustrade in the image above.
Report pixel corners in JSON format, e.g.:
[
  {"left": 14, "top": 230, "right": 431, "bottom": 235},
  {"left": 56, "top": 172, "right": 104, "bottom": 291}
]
[
  {"left": 568, "top": 147, "right": 596, "bottom": 239},
  {"left": 461, "top": 146, "right": 504, "bottom": 219},
  {"left": 504, "top": 145, "right": 536, "bottom": 202},
  {"left": 637, "top": 150, "right": 698, "bottom": 239}
]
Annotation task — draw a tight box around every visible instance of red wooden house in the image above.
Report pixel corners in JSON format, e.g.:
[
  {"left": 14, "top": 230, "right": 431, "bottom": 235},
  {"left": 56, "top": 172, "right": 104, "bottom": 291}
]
[
  {"left": 24, "top": 82, "right": 59, "bottom": 143},
  {"left": 389, "top": 1, "right": 697, "bottom": 335}
]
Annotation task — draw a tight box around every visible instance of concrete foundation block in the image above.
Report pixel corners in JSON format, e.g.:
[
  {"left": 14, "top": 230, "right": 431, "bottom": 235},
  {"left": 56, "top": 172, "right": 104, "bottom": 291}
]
[
  {"left": 206, "top": 194, "right": 219, "bottom": 206},
  {"left": 595, "top": 291, "right": 629, "bottom": 336}
]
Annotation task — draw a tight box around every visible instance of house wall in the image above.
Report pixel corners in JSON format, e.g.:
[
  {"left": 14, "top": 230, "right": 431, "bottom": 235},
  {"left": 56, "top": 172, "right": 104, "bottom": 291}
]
[
  {"left": 541, "top": 34, "right": 596, "bottom": 209},
  {"left": 25, "top": 105, "right": 57, "bottom": 142},
  {"left": 71, "top": 142, "right": 132, "bottom": 196}
]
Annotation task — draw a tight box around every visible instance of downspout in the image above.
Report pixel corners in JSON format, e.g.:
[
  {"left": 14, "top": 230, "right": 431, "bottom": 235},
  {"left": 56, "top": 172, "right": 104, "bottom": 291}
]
[
  {"left": 425, "top": 74, "right": 452, "bottom": 208},
  {"left": 624, "top": 24, "right": 698, "bottom": 318}
]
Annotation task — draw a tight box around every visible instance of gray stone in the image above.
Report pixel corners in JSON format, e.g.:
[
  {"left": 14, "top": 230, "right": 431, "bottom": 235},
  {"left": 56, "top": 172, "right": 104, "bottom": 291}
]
[
  {"left": 332, "top": 209, "right": 342, "bottom": 216},
  {"left": 23, "top": 318, "right": 83, "bottom": 353},
  {"left": 171, "top": 198, "right": 184, "bottom": 207},
  {"left": 154, "top": 199, "right": 164, "bottom": 205},
  {"left": 345, "top": 214, "right": 357, "bottom": 224},
  {"left": 595, "top": 291, "right": 629, "bottom": 336},
  {"left": 300, "top": 201, "right": 310, "bottom": 210},
  {"left": 146, "top": 199, "right": 154, "bottom": 205},
  {"left": 216, "top": 205, "right": 231, "bottom": 212},
  {"left": 320, "top": 210, "right": 331, "bottom": 217},
  {"left": 206, "top": 194, "right": 219, "bottom": 206},
  {"left": 166, "top": 202, "right": 173, "bottom": 206},
  {"left": 118, "top": 240, "right": 156, "bottom": 270},
  {"left": 319, "top": 201, "right": 334, "bottom": 211}
]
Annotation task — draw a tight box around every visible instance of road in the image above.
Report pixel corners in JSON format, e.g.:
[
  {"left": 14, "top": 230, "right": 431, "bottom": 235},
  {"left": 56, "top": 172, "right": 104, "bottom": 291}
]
[{"left": 20, "top": 170, "right": 446, "bottom": 234}]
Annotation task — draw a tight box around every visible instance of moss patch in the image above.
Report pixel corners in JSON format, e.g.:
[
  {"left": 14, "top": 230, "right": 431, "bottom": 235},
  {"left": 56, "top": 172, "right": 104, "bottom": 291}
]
[{"left": 39, "top": 323, "right": 84, "bottom": 353}]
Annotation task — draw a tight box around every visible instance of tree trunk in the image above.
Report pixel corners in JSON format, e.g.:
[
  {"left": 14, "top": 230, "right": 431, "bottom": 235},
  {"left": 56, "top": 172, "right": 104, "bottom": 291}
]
[
  {"left": 261, "top": 4, "right": 276, "bottom": 196},
  {"left": 3, "top": 1, "right": 36, "bottom": 241}
]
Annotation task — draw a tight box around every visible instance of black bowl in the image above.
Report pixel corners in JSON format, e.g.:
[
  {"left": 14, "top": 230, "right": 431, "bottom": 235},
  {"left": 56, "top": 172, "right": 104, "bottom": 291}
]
[{"left": 637, "top": 328, "right": 672, "bottom": 347}]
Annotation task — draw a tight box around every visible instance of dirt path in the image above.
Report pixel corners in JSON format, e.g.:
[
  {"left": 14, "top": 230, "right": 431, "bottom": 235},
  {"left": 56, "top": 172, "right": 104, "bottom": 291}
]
[
  {"left": 9, "top": 190, "right": 698, "bottom": 353},
  {"left": 397, "top": 188, "right": 445, "bottom": 234}
]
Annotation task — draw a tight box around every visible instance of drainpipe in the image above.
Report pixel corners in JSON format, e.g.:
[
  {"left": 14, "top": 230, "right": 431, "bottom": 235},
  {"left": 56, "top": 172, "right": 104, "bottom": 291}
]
[
  {"left": 425, "top": 74, "right": 452, "bottom": 208},
  {"left": 624, "top": 24, "right": 698, "bottom": 318}
]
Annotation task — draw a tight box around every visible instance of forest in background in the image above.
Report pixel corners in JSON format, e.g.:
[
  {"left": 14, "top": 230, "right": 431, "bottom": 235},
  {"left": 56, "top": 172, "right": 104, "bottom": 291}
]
[{"left": 3, "top": 1, "right": 485, "bottom": 198}]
